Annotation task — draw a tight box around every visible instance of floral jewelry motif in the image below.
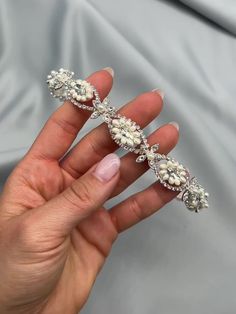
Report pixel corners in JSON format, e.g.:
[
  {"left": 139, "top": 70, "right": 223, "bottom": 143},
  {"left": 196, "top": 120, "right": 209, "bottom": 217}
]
[{"left": 47, "top": 69, "right": 209, "bottom": 213}]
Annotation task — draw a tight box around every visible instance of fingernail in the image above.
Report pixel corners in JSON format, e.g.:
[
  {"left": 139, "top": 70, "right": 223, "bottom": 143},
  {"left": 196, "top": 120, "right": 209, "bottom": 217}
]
[
  {"left": 169, "top": 121, "right": 179, "bottom": 131},
  {"left": 152, "top": 88, "right": 164, "bottom": 100},
  {"left": 103, "top": 67, "right": 114, "bottom": 77},
  {"left": 94, "top": 153, "right": 120, "bottom": 182}
]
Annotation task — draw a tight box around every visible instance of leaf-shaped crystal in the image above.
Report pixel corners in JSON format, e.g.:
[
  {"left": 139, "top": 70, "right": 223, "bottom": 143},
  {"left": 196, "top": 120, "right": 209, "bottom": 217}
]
[
  {"left": 151, "top": 144, "right": 160, "bottom": 152},
  {"left": 90, "top": 111, "right": 100, "bottom": 119},
  {"left": 136, "top": 154, "right": 147, "bottom": 163}
]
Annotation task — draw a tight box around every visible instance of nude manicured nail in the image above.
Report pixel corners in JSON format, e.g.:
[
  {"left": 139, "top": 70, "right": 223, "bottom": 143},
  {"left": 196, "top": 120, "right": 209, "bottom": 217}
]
[
  {"left": 169, "top": 121, "right": 179, "bottom": 131},
  {"left": 103, "top": 67, "right": 114, "bottom": 77},
  {"left": 152, "top": 88, "right": 164, "bottom": 100},
  {"left": 94, "top": 153, "right": 120, "bottom": 182}
]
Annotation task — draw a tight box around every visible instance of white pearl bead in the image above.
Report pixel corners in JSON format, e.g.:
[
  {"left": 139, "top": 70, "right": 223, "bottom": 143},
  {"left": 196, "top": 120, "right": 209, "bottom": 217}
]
[
  {"left": 130, "top": 125, "right": 136, "bottom": 132},
  {"left": 146, "top": 152, "right": 155, "bottom": 160},
  {"left": 167, "top": 161, "right": 173, "bottom": 167},
  {"left": 133, "top": 131, "right": 140, "bottom": 137},
  {"left": 159, "top": 170, "right": 167, "bottom": 176},
  {"left": 180, "top": 171, "right": 186, "bottom": 176},
  {"left": 112, "top": 119, "right": 120, "bottom": 126},
  {"left": 81, "top": 96, "right": 86, "bottom": 101},
  {"left": 133, "top": 138, "right": 141, "bottom": 145},
  {"left": 163, "top": 174, "right": 169, "bottom": 180},
  {"left": 160, "top": 163, "right": 167, "bottom": 169},
  {"left": 168, "top": 177, "right": 175, "bottom": 185},
  {"left": 114, "top": 133, "right": 122, "bottom": 140},
  {"left": 180, "top": 176, "right": 186, "bottom": 183},
  {"left": 121, "top": 137, "right": 127, "bottom": 144},
  {"left": 174, "top": 179, "right": 180, "bottom": 186},
  {"left": 112, "top": 127, "right": 120, "bottom": 134},
  {"left": 126, "top": 139, "right": 134, "bottom": 147}
]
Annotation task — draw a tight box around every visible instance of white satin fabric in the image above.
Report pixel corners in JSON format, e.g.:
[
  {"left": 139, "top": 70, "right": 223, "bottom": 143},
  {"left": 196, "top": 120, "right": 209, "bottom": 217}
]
[{"left": 0, "top": 0, "right": 235, "bottom": 313}]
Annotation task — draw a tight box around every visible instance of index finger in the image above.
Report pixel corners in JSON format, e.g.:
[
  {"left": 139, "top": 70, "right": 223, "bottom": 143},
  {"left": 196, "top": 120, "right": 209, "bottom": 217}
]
[{"left": 27, "top": 68, "right": 114, "bottom": 161}]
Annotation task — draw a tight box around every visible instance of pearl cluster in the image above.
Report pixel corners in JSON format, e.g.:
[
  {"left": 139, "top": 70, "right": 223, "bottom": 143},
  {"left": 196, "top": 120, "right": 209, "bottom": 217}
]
[
  {"left": 47, "top": 69, "right": 73, "bottom": 100},
  {"left": 183, "top": 180, "right": 209, "bottom": 212},
  {"left": 158, "top": 160, "right": 189, "bottom": 190},
  {"left": 109, "top": 116, "right": 142, "bottom": 151},
  {"left": 47, "top": 68, "right": 94, "bottom": 103}
]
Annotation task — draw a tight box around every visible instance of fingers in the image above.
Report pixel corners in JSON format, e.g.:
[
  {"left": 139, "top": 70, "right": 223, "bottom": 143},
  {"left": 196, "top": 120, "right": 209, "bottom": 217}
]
[
  {"left": 109, "top": 180, "right": 179, "bottom": 234},
  {"left": 60, "top": 90, "right": 164, "bottom": 178},
  {"left": 26, "top": 68, "right": 113, "bottom": 161},
  {"left": 24, "top": 154, "right": 120, "bottom": 237},
  {"left": 112, "top": 123, "right": 179, "bottom": 197}
]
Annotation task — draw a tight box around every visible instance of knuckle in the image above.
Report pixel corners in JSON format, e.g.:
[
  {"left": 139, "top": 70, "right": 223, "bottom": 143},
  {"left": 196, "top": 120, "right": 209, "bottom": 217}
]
[
  {"left": 50, "top": 114, "right": 78, "bottom": 137},
  {"left": 65, "top": 180, "right": 94, "bottom": 209},
  {"left": 129, "top": 196, "right": 145, "bottom": 222}
]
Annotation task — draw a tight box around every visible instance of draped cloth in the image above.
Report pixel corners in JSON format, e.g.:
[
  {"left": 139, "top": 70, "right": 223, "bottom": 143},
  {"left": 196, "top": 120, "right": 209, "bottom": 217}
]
[{"left": 0, "top": 0, "right": 235, "bottom": 313}]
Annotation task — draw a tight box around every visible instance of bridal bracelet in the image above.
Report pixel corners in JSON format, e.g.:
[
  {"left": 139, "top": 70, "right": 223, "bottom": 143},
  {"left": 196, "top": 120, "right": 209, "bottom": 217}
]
[{"left": 46, "top": 68, "right": 209, "bottom": 213}]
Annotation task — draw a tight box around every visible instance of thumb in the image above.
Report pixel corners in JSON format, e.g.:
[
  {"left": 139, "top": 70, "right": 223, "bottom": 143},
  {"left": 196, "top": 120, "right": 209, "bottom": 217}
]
[{"left": 30, "top": 153, "right": 120, "bottom": 236}]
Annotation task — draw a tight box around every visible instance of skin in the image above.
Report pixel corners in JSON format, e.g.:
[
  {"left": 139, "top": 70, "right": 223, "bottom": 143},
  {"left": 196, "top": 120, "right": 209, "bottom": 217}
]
[{"left": 0, "top": 69, "right": 179, "bottom": 314}]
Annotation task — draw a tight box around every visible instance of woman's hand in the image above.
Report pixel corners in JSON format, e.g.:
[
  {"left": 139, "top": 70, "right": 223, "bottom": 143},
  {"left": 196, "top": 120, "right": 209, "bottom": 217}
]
[{"left": 0, "top": 68, "right": 179, "bottom": 314}]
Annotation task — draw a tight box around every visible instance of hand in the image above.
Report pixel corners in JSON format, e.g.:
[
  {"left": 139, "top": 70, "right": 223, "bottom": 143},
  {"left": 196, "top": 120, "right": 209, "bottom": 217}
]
[{"left": 0, "top": 68, "right": 179, "bottom": 314}]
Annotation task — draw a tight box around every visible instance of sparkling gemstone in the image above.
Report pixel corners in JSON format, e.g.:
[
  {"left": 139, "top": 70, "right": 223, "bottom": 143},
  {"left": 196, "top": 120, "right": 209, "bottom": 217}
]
[{"left": 183, "top": 183, "right": 209, "bottom": 211}]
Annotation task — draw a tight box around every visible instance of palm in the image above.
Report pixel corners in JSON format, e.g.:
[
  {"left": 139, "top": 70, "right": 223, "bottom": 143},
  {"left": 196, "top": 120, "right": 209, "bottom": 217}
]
[{"left": 8, "top": 155, "right": 112, "bottom": 312}]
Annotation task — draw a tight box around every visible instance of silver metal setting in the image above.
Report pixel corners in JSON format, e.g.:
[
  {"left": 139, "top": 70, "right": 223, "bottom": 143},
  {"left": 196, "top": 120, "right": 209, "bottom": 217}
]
[{"left": 46, "top": 68, "right": 209, "bottom": 213}]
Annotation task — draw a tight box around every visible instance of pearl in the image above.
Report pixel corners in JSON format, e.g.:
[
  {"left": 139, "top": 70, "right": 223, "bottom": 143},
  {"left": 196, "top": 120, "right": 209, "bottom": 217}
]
[
  {"left": 133, "top": 131, "right": 140, "bottom": 137},
  {"left": 167, "top": 161, "right": 173, "bottom": 167},
  {"left": 130, "top": 125, "right": 136, "bottom": 132},
  {"left": 163, "top": 174, "right": 169, "bottom": 180},
  {"left": 180, "top": 176, "right": 186, "bottom": 183},
  {"left": 180, "top": 171, "right": 186, "bottom": 176},
  {"left": 114, "top": 133, "right": 122, "bottom": 140},
  {"left": 112, "top": 119, "right": 120, "bottom": 126},
  {"left": 159, "top": 170, "right": 167, "bottom": 176},
  {"left": 174, "top": 179, "right": 181, "bottom": 186},
  {"left": 126, "top": 139, "right": 134, "bottom": 147},
  {"left": 146, "top": 152, "right": 155, "bottom": 160},
  {"left": 121, "top": 137, "right": 127, "bottom": 144},
  {"left": 112, "top": 127, "right": 119, "bottom": 134},
  {"left": 168, "top": 177, "right": 175, "bottom": 185},
  {"left": 160, "top": 163, "right": 167, "bottom": 169},
  {"left": 81, "top": 96, "right": 86, "bottom": 101},
  {"left": 120, "top": 118, "right": 126, "bottom": 124},
  {"left": 133, "top": 138, "right": 141, "bottom": 145}
]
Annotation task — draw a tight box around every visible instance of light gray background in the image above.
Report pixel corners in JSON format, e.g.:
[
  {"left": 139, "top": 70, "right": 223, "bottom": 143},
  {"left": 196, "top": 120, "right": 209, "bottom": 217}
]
[{"left": 0, "top": 0, "right": 235, "bottom": 313}]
